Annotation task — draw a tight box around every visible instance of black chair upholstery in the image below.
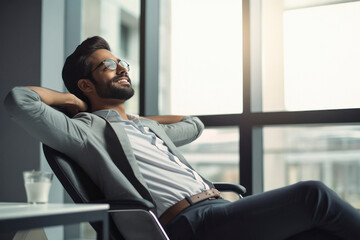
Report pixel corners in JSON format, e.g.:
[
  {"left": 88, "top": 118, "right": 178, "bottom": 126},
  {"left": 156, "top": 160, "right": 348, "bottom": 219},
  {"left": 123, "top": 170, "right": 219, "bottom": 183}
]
[
  {"left": 42, "top": 144, "right": 246, "bottom": 240},
  {"left": 42, "top": 144, "right": 124, "bottom": 240}
]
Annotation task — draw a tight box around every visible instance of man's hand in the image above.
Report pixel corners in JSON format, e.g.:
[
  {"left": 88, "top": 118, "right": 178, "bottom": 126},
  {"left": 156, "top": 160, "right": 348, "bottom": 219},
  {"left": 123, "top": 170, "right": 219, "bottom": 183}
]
[
  {"left": 56, "top": 95, "right": 88, "bottom": 116},
  {"left": 26, "top": 86, "right": 88, "bottom": 116}
]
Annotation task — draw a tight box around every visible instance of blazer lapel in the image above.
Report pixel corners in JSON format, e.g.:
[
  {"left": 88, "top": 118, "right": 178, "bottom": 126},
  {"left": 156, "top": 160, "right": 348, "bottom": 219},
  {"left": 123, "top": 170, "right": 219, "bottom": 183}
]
[{"left": 97, "top": 117, "right": 153, "bottom": 202}]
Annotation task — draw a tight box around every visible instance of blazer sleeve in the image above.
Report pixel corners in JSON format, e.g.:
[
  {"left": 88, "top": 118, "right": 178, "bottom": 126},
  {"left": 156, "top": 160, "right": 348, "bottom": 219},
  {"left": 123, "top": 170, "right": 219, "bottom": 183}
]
[
  {"left": 4, "top": 87, "right": 89, "bottom": 153},
  {"left": 160, "top": 116, "right": 205, "bottom": 147}
]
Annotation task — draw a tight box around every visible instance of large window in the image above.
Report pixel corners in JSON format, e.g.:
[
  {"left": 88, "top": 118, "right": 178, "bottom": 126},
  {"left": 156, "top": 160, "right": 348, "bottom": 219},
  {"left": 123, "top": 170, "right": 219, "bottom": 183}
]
[
  {"left": 158, "top": 0, "right": 243, "bottom": 115},
  {"left": 140, "top": 0, "right": 360, "bottom": 207},
  {"left": 150, "top": 1, "right": 360, "bottom": 206}
]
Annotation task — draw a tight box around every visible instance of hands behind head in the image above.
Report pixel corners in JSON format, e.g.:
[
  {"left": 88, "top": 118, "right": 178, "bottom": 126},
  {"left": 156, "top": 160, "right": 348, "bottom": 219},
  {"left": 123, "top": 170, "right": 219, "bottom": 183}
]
[
  {"left": 24, "top": 86, "right": 88, "bottom": 117},
  {"left": 55, "top": 94, "right": 88, "bottom": 117}
]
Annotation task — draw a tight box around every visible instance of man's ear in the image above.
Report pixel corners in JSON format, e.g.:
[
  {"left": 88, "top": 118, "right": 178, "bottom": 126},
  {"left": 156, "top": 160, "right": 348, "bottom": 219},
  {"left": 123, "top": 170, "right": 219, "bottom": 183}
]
[{"left": 77, "top": 79, "right": 94, "bottom": 94}]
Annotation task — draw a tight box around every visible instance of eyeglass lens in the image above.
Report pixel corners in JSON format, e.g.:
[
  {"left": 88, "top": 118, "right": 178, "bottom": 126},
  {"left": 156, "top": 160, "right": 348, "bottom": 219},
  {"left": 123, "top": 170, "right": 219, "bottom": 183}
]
[{"left": 103, "top": 59, "right": 129, "bottom": 71}]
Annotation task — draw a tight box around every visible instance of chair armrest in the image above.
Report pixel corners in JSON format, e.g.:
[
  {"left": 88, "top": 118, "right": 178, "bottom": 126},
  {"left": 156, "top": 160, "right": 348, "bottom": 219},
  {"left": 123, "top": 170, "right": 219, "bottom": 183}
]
[
  {"left": 213, "top": 182, "right": 246, "bottom": 195},
  {"left": 108, "top": 199, "right": 155, "bottom": 211},
  {"left": 89, "top": 198, "right": 155, "bottom": 211}
]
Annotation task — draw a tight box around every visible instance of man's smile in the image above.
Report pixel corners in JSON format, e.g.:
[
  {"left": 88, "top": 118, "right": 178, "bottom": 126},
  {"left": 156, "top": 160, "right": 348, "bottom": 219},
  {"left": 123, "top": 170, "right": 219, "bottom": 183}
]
[{"left": 112, "top": 75, "right": 131, "bottom": 86}]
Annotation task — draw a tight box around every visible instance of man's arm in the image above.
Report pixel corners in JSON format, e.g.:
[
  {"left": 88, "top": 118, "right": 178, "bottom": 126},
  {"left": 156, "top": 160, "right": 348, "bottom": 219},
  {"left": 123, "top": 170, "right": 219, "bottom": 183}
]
[
  {"left": 4, "top": 86, "right": 89, "bottom": 153},
  {"left": 143, "top": 115, "right": 184, "bottom": 124},
  {"left": 26, "top": 86, "right": 87, "bottom": 116},
  {"left": 147, "top": 115, "right": 205, "bottom": 147}
]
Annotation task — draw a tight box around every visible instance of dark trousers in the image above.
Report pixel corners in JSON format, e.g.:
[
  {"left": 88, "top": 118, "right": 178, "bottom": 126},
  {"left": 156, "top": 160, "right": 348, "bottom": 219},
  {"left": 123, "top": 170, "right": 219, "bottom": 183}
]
[{"left": 165, "top": 181, "right": 360, "bottom": 240}]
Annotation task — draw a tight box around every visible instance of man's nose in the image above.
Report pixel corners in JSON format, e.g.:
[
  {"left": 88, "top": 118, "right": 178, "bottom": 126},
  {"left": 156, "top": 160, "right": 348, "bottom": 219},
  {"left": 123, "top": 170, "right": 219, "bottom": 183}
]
[{"left": 116, "top": 63, "right": 128, "bottom": 74}]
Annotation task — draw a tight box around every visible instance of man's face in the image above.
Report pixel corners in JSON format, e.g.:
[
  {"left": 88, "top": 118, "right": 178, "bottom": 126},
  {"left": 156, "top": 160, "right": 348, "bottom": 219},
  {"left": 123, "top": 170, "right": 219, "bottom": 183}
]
[{"left": 88, "top": 49, "right": 134, "bottom": 101}]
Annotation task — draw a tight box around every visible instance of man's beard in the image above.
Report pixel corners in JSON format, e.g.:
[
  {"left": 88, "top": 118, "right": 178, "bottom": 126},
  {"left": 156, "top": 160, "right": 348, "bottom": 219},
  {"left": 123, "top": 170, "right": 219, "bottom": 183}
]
[{"left": 94, "top": 75, "right": 135, "bottom": 101}]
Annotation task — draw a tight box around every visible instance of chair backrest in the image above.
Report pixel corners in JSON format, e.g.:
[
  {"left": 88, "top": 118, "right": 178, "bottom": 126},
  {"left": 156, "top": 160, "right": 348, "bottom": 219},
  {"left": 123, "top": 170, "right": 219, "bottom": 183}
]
[
  {"left": 42, "top": 144, "right": 105, "bottom": 203},
  {"left": 42, "top": 144, "right": 124, "bottom": 240}
]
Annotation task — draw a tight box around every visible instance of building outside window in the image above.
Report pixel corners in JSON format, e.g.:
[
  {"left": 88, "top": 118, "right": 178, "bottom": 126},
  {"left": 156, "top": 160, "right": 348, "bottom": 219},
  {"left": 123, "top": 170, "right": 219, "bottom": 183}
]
[{"left": 264, "top": 125, "right": 360, "bottom": 209}]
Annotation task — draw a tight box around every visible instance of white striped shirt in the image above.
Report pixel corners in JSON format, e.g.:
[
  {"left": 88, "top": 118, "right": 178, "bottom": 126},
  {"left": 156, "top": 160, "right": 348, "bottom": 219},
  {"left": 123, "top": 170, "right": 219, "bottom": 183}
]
[{"left": 93, "top": 110, "right": 209, "bottom": 216}]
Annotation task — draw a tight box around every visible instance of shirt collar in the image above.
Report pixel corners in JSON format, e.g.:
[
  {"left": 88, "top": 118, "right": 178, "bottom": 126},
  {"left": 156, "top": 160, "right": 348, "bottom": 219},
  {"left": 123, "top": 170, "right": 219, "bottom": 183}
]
[{"left": 92, "top": 109, "right": 139, "bottom": 122}]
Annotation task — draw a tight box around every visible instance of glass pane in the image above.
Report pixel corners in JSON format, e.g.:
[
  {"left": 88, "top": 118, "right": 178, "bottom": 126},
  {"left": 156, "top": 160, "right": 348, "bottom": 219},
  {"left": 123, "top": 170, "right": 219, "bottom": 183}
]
[
  {"left": 262, "top": 1, "right": 360, "bottom": 112},
  {"left": 179, "top": 127, "right": 239, "bottom": 184},
  {"left": 82, "top": 0, "right": 140, "bottom": 114},
  {"left": 264, "top": 124, "right": 360, "bottom": 208},
  {"left": 159, "top": 0, "right": 243, "bottom": 115}
]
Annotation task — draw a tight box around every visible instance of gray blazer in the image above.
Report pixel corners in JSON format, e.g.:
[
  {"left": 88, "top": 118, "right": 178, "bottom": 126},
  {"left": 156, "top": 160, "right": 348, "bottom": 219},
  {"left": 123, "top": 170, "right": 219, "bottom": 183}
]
[{"left": 4, "top": 87, "right": 212, "bottom": 207}]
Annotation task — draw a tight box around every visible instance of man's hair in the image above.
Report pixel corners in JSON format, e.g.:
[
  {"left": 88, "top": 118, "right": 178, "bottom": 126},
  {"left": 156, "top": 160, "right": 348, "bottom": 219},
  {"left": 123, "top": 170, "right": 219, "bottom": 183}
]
[{"left": 62, "top": 36, "right": 110, "bottom": 105}]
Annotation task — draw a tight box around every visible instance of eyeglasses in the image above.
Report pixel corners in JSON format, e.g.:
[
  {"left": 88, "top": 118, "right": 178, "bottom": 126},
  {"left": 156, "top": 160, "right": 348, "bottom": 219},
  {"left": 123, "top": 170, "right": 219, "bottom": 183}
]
[{"left": 92, "top": 58, "right": 130, "bottom": 72}]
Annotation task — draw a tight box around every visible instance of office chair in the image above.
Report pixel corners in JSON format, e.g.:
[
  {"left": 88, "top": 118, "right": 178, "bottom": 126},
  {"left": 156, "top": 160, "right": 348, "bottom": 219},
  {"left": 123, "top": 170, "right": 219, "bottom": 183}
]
[{"left": 42, "top": 144, "right": 246, "bottom": 240}]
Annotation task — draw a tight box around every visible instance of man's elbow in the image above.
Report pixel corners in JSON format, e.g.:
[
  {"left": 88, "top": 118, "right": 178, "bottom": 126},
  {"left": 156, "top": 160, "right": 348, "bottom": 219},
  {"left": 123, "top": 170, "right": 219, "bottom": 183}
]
[
  {"left": 186, "top": 116, "right": 205, "bottom": 138},
  {"left": 4, "top": 87, "right": 40, "bottom": 119}
]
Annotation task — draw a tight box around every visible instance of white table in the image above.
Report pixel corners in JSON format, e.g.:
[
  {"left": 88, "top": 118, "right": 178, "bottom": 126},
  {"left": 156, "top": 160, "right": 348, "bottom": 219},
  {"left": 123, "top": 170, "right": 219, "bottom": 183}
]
[{"left": 0, "top": 202, "right": 109, "bottom": 239}]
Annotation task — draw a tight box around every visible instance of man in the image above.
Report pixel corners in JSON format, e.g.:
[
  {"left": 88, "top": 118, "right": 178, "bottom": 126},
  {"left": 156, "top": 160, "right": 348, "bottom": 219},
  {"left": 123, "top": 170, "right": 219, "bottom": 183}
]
[{"left": 4, "top": 36, "right": 360, "bottom": 240}]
